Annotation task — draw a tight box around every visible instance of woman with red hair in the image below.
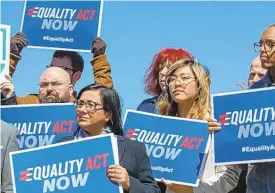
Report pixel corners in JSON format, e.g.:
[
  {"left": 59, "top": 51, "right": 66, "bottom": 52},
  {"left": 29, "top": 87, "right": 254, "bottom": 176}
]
[
  {"left": 137, "top": 48, "right": 194, "bottom": 193},
  {"left": 137, "top": 48, "right": 244, "bottom": 193},
  {"left": 137, "top": 47, "right": 194, "bottom": 113}
]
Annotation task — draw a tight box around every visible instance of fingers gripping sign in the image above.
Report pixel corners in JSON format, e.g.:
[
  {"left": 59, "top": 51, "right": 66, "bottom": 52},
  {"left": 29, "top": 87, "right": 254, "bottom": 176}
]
[
  {"left": 107, "top": 165, "right": 130, "bottom": 192},
  {"left": 0, "top": 74, "right": 15, "bottom": 98},
  {"left": 207, "top": 117, "right": 222, "bottom": 134}
]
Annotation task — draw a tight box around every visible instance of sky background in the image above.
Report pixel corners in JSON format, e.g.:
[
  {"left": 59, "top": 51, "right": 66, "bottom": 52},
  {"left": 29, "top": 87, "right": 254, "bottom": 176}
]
[{"left": 1, "top": 1, "right": 275, "bottom": 115}]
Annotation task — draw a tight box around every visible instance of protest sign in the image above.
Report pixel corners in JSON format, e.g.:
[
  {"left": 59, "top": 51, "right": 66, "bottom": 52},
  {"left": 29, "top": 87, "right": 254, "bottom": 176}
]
[
  {"left": 0, "top": 103, "right": 77, "bottom": 150},
  {"left": 10, "top": 134, "right": 123, "bottom": 193},
  {"left": 20, "top": 0, "right": 103, "bottom": 52},
  {"left": 0, "top": 24, "right": 10, "bottom": 81},
  {"left": 123, "top": 109, "right": 210, "bottom": 186},
  {"left": 212, "top": 87, "right": 275, "bottom": 165}
]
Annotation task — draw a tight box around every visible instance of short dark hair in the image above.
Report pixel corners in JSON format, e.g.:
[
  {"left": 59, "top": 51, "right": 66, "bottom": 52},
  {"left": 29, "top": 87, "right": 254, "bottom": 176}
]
[
  {"left": 53, "top": 50, "right": 84, "bottom": 72},
  {"left": 77, "top": 84, "right": 124, "bottom": 136}
]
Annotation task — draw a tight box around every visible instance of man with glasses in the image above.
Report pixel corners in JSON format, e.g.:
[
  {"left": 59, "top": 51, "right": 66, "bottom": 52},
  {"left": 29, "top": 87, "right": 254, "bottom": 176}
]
[
  {"left": 1, "top": 66, "right": 74, "bottom": 104},
  {"left": 38, "top": 66, "right": 74, "bottom": 103},
  {"left": 1, "top": 37, "right": 113, "bottom": 105},
  {"left": 47, "top": 50, "right": 84, "bottom": 86},
  {"left": 246, "top": 24, "right": 275, "bottom": 193},
  {"left": 47, "top": 37, "right": 108, "bottom": 87},
  {"left": 46, "top": 50, "right": 84, "bottom": 99},
  {"left": 251, "top": 25, "right": 275, "bottom": 88}
]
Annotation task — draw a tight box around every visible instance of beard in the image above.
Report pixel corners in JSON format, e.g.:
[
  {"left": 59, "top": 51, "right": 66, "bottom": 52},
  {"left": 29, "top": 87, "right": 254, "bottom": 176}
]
[{"left": 38, "top": 92, "right": 70, "bottom": 103}]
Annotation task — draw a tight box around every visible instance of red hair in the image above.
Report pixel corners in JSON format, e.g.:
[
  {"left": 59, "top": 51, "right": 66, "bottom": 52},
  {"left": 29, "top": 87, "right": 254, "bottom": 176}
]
[{"left": 144, "top": 47, "right": 193, "bottom": 96}]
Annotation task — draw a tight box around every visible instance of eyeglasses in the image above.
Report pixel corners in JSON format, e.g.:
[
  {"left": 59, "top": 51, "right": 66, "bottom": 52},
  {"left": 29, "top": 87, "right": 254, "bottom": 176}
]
[
  {"left": 38, "top": 81, "right": 66, "bottom": 89},
  {"left": 254, "top": 41, "right": 275, "bottom": 52},
  {"left": 75, "top": 100, "right": 103, "bottom": 111},
  {"left": 166, "top": 75, "right": 196, "bottom": 87}
]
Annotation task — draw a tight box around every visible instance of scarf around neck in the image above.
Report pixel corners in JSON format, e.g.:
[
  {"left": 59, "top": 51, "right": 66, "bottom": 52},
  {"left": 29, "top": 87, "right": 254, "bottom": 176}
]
[{"left": 74, "top": 126, "right": 112, "bottom": 139}]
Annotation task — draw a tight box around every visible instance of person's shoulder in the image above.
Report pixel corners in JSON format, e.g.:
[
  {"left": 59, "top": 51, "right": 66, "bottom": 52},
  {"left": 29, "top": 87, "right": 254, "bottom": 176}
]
[
  {"left": 20, "top": 93, "right": 38, "bottom": 97},
  {"left": 16, "top": 94, "right": 39, "bottom": 104},
  {"left": 0, "top": 120, "right": 17, "bottom": 136},
  {"left": 140, "top": 96, "right": 158, "bottom": 104},
  {"left": 137, "top": 96, "right": 158, "bottom": 112}
]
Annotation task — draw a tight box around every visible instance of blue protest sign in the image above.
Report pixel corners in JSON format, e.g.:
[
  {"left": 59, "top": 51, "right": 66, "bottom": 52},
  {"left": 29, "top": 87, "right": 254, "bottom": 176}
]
[
  {"left": 10, "top": 134, "right": 123, "bottom": 193},
  {"left": 20, "top": 0, "right": 103, "bottom": 52},
  {"left": 0, "top": 24, "right": 10, "bottom": 81},
  {"left": 123, "top": 110, "right": 210, "bottom": 186},
  {"left": 212, "top": 87, "right": 275, "bottom": 165},
  {"left": 0, "top": 103, "right": 77, "bottom": 150}
]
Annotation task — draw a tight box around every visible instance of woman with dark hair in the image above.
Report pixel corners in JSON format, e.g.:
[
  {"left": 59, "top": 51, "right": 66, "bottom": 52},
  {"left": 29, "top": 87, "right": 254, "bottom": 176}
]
[
  {"left": 137, "top": 47, "right": 194, "bottom": 113},
  {"left": 75, "top": 83, "right": 123, "bottom": 137},
  {"left": 58, "top": 83, "right": 160, "bottom": 193}
]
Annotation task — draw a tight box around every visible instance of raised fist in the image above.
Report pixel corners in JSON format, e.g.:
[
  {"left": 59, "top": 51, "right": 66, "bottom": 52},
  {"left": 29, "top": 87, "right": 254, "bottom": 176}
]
[
  {"left": 10, "top": 32, "right": 28, "bottom": 56},
  {"left": 91, "top": 37, "right": 106, "bottom": 57}
]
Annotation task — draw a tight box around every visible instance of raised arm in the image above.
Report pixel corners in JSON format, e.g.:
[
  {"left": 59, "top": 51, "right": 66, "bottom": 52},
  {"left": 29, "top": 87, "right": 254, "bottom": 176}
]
[
  {"left": 90, "top": 37, "right": 113, "bottom": 88},
  {"left": 9, "top": 32, "right": 28, "bottom": 77}
]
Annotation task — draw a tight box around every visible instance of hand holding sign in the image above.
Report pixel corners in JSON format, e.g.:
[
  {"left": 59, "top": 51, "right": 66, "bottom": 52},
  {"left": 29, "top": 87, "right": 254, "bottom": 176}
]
[
  {"left": 123, "top": 110, "right": 210, "bottom": 185},
  {"left": 21, "top": 1, "right": 103, "bottom": 51},
  {"left": 0, "top": 74, "right": 14, "bottom": 98},
  {"left": 92, "top": 37, "right": 106, "bottom": 57},
  {"left": 10, "top": 32, "right": 28, "bottom": 56},
  {"left": 10, "top": 134, "right": 123, "bottom": 193},
  {"left": 207, "top": 118, "right": 221, "bottom": 133},
  {"left": 107, "top": 165, "right": 130, "bottom": 192}
]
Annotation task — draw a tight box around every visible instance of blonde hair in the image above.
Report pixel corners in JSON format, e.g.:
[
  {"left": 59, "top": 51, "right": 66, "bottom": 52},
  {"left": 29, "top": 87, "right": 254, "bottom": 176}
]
[{"left": 157, "top": 59, "right": 211, "bottom": 120}]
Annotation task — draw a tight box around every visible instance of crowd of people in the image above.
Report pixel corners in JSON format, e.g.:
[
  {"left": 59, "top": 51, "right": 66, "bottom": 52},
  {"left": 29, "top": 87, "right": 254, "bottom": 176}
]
[{"left": 1, "top": 23, "right": 274, "bottom": 193}]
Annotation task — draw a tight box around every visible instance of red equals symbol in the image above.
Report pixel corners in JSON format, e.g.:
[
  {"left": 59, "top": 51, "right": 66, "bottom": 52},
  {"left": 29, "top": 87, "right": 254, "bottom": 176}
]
[
  {"left": 19, "top": 170, "right": 30, "bottom": 181},
  {"left": 28, "top": 8, "right": 35, "bottom": 16},
  {"left": 126, "top": 129, "right": 136, "bottom": 138},
  {"left": 219, "top": 114, "right": 228, "bottom": 125}
]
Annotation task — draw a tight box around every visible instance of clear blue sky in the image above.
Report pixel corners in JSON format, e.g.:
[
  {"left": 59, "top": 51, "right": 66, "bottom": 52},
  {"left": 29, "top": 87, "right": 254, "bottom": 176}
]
[{"left": 1, "top": 1, "right": 275, "bottom": 114}]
